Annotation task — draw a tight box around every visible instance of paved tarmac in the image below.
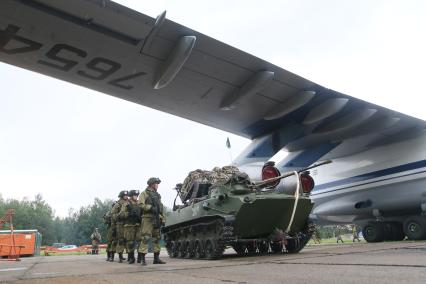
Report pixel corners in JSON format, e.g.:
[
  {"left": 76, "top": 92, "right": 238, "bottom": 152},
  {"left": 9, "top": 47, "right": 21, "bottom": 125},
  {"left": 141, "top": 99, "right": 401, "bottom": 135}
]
[{"left": 1, "top": 241, "right": 426, "bottom": 283}]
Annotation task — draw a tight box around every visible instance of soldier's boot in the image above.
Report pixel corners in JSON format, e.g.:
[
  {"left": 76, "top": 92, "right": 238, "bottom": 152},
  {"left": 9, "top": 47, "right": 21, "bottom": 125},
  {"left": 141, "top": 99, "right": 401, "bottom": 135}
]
[
  {"left": 109, "top": 252, "right": 115, "bottom": 262},
  {"left": 141, "top": 253, "right": 147, "bottom": 266},
  {"left": 137, "top": 252, "right": 142, "bottom": 264},
  {"left": 128, "top": 252, "right": 135, "bottom": 264},
  {"left": 105, "top": 251, "right": 110, "bottom": 261},
  {"left": 118, "top": 253, "right": 125, "bottom": 263},
  {"left": 153, "top": 252, "right": 166, "bottom": 264},
  {"left": 92, "top": 249, "right": 96, "bottom": 255}
]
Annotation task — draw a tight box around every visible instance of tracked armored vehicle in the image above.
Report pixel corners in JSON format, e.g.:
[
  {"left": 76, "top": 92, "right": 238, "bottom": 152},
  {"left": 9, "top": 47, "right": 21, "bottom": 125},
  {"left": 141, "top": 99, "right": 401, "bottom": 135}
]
[{"left": 162, "top": 161, "right": 330, "bottom": 259}]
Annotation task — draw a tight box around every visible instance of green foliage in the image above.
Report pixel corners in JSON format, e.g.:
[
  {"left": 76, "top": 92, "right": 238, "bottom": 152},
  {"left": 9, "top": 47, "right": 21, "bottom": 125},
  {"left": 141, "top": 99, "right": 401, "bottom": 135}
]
[
  {"left": 0, "top": 195, "right": 114, "bottom": 246},
  {"left": 316, "top": 225, "right": 353, "bottom": 239}
]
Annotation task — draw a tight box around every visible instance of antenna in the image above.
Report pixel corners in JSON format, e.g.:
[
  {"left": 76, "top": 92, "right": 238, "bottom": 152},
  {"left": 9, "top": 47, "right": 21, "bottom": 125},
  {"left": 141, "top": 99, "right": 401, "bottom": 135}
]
[{"left": 226, "top": 137, "right": 233, "bottom": 164}]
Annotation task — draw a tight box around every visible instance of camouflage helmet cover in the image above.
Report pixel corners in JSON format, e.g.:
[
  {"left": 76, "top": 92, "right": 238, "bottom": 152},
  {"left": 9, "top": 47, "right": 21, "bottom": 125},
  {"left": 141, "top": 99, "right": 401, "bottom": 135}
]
[
  {"left": 147, "top": 177, "right": 161, "bottom": 186},
  {"left": 118, "top": 190, "right": 128, "bottom": 198},
  {"left": 128, "top": 189, "right": 140, "bottom": 197}
]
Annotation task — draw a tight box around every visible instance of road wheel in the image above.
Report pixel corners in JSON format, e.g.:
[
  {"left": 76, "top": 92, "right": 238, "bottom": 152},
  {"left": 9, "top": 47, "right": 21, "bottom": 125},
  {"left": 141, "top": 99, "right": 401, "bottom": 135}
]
[
  {"left": 246, "top": 241, "right": 257, "bottom": 255},
  {"left": 270, "top": 241, "right": 283, "bottom": 253},
  {"left": 257, "top": 241, "right": 269, "bottom": 254},
  {"left": 204, "top": 239, "right": 216, "bottom": 259},
  {"left": 165, "top": 240, "right": 173, "bottom": 257},
  {"left": 178, "top": 241, "right": 187, "bottom": 258},
  {"left": 362, "top": 222, "right": 385, "bottom": 242},
  {"left": 186, "top": 241, "right": 195, "bottom": 258},
  {"left": 194, "top": 240, "right": 204, "bottom": 259},
  {"left": 404, "top": 216, "right": 426, "bottom": 240},
  {"left": 232, "top": 242, "right": 246, "bottom": 255},
  {"left": 171, "top": 241, "right": 179, "bottom": 258}
]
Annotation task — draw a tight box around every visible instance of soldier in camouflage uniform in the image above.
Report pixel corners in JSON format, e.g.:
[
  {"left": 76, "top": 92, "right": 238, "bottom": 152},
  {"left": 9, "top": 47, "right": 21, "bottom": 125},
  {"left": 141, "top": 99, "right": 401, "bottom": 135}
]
[
  {"left": 103, "top": 202, "right": 116, "bottom": 261},
  {"left": 336, "top": 225, "right": 344, "bottom": 243},
  {"left": 119, "top": 190, "right": 141, "bottom": 264},
  {"left": 90, "top": 228, "right": 102, "bottom": 255},
  {"left": 138, "top": 177, "right": 165, "bottom": 265},
  {"left": 112, "top": 190, "right": 129, "bottom": 263}
]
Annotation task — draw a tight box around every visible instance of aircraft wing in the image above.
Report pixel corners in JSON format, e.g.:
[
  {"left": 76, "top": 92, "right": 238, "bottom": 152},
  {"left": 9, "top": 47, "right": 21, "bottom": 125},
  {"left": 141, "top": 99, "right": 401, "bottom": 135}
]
[{"left": 1, "top": 0, "right": 425, "bottom": 167}]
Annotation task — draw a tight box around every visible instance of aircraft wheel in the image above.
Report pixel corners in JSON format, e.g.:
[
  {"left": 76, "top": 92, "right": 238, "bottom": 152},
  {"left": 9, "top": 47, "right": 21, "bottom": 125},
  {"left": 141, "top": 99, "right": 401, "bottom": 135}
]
[
  {"left": 362, "top": 222, "right": 385, "bottom": 242},
  {"left": 404, "top": 216, "right": 426, "bottom": 240},
  {"left": 388, "top": 222, "right": 405, "bottom": 241}
]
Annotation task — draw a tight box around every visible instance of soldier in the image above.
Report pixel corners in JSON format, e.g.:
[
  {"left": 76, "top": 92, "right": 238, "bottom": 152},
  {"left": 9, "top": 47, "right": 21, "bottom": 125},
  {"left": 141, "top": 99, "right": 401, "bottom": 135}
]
[
  {"left": 138, "top": 177, "right": 166, "bottom": 265},
  {"left": 311, "top": 227, "right": 321, "bottom": 244},
  {"left": 112, "top": 190, "right": 129, "bottom": 263},
  {"left": 352, "top": 225, "right": 361, "bottom": 242},
  {"left": 336, "top": 225, "right": 344, "bottom": 243},
  {"left": 119, "top": 190, "right": 141, "bottom": 264},
  {"left": 103, "top": 202, "right": 116, "bottom": 261},
  {"left": 90, "top": 228, "right": 102, "bottom": 255}
]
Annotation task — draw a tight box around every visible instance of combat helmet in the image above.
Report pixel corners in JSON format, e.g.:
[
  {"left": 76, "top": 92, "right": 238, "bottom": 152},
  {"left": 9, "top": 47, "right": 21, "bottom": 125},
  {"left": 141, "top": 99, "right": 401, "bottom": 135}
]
[
  {"left": 128, "top": 189, "right": 140, "bottom": 197},
  {"left": 118, "top": 190, "right": 129, "bottom": 198},
  {"left": 147, "top": 177, "right": 161, "bottom": 186}
]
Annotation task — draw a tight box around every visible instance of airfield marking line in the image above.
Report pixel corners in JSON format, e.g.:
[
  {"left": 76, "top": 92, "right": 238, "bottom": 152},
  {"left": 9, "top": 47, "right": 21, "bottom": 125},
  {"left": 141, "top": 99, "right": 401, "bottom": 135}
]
[
  {"left": 0, "top": 268, "right": 28, "bottom": 272},
  {"left": 273, "top": 262, "right": 426, "bottom": 268},
  {"left": 32, "top": 272, "right": 60, "bottom": 275}
]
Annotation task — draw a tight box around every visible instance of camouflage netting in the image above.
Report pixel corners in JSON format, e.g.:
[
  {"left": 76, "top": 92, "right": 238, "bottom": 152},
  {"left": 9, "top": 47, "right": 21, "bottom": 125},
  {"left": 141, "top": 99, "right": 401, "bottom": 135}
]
[{"left": 179, "top": 166, "right": 250, "bottom": 201}]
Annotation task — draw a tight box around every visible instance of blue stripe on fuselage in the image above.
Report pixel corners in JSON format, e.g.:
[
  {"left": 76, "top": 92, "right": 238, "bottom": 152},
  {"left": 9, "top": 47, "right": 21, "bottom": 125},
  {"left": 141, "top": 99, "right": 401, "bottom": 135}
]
[{"left": 313, "top": 159, "right": 426, "bottom": 191}]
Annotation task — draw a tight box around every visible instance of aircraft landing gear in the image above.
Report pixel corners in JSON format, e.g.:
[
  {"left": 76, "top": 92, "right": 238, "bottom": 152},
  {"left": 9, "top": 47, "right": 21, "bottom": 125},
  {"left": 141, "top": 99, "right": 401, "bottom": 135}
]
[
  {"left": 403, "top": 216, "right": 426, "bottom": 240},
  {"left": 384, "top": 222, "right": 405, "bottom": 241},
  {"left": 362, "top": 222, "right": 385, "bottom": 242}
]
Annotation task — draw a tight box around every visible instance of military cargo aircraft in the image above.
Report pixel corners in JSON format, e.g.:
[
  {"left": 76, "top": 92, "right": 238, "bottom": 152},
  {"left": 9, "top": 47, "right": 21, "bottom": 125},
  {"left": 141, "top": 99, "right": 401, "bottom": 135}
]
[{"left": 0, "top": 0, "right": 425, "bottom": 243}]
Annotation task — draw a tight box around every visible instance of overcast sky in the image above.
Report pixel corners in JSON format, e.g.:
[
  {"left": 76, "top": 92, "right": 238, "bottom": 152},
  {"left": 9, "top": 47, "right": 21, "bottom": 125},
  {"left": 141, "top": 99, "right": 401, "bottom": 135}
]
[{"left": 1, "top": 0, "right": 425, "bottom": 217}]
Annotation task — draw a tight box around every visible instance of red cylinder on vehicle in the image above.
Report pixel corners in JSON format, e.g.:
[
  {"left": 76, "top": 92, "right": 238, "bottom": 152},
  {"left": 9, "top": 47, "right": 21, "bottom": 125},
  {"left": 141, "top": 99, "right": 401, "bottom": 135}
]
[
  {"left": 300, "top": 172, "right": 315, "bottom": 194},
  {"left": 262, "top": 162, "right": 281, "bottom": 188}
]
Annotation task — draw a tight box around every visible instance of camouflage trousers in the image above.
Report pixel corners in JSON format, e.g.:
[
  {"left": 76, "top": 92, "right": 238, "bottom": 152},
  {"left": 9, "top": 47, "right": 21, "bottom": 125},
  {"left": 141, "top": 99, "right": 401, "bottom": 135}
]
[
  {"left": 138, "top": 217, "right": 161, "bottom": 254},
  {"left": 124, "top": 224, "right": 140, "bottom": 253},
  {"left": 91, "top": 240, "right": 100, "bottom": 254},
  {"left": 115, "top": 223, "right": 126, "bottom": 253},
  {"left": 106, "top": 226, "right": 116, "bottom": 252}
]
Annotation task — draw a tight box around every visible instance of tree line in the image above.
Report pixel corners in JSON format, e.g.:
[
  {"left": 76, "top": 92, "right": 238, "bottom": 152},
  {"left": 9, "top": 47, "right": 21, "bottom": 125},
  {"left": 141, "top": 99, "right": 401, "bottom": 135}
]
[
  {"left": 0, "top": 194, "right": 113, "bottom": 246},
  {"left": 0, "top": 194, "right": 352, "bottom": 246}
]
